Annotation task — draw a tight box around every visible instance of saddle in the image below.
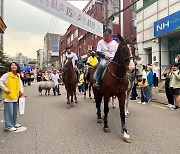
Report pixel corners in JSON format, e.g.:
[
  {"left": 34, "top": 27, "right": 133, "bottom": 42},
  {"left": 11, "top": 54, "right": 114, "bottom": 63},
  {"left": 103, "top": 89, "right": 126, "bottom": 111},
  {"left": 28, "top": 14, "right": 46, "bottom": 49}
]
[{"left": 94, "top": 62, "right": 109, "bottom": 83}]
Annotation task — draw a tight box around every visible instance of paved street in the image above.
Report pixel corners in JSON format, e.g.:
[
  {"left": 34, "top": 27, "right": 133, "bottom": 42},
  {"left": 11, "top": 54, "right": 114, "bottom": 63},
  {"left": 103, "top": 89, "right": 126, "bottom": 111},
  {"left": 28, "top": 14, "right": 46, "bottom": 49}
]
[{"left": 0, "top": 83, "right": 180, "bottom": 154}]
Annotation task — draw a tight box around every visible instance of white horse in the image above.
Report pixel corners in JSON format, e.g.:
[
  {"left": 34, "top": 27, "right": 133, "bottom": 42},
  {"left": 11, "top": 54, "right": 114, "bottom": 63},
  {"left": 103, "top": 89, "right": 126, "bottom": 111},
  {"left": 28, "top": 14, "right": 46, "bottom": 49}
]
[{"left": 125, "top": 60, "right": 143, "bottom": 115}]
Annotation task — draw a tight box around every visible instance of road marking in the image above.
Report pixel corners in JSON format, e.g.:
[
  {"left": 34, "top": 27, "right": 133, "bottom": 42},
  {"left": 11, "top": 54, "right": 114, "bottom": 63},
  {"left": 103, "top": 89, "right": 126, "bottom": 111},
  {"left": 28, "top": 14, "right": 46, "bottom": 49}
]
[{"left": 151, "top": 104, "right": 167, "bottom": 110}]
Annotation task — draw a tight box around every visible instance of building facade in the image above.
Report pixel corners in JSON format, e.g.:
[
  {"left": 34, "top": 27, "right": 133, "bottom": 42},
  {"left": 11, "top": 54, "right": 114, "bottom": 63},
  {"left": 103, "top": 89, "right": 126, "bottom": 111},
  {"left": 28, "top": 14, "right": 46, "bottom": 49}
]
[
  {"left": 36, "top": 49, "right": 44, "bottom": 68},
  {"left": 43, "top": 33, "right": 62, "bottom": 69},
  {"left": 136, "top": 0, "right": 180, "bottom": 78},
  {"left": 0, "top": 0, "right": 7, "bottom": 53},
  {"left": 60, "top": 0, "right": 136, "bottom": 66}
]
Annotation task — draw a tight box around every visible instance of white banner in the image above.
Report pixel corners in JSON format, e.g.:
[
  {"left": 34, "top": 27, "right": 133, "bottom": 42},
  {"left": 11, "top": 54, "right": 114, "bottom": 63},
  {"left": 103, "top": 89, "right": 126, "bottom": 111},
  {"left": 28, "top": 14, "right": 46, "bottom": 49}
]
[{"left": 22, "top": 0, "right": 103, "bottom": 36}]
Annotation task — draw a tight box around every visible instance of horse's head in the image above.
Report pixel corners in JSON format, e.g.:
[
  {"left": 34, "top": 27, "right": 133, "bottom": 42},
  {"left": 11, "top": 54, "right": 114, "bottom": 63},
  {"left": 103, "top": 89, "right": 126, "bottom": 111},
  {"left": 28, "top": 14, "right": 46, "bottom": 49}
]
[
  {"left": 63, "top": 57, "right": 73, "bottom": 69},
  {"left": 115, "top": 34, "right": 135, "bottom": 72}
]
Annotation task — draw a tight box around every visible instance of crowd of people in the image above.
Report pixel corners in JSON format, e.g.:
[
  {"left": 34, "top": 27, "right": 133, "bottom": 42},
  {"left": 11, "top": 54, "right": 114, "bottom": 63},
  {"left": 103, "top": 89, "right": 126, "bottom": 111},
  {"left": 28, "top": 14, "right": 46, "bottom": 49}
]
[
  {"left": 0, "top": 28, "right": 179, "bottom": 132},
  {"left": 131, "top": 60, "right": 180, "bottom": 111}
]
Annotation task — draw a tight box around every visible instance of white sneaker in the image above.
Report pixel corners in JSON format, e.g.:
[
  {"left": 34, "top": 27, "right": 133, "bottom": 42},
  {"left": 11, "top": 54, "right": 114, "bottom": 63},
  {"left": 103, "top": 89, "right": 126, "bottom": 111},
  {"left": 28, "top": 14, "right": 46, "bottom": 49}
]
[
  {"left": 166, "top": 104, "right": 172, "bottom": 108},
  {"left": 138, "top": 101, "right": 142, "bottom": 104},
  {"left": 14, "top": 124, "right": 21, "bottom": 128},
  {"left": 7, "top": 127, "right": 17, "bottom": 132},
  {"left": 142, "top": 102, "right": 146, "bottom": 105}
]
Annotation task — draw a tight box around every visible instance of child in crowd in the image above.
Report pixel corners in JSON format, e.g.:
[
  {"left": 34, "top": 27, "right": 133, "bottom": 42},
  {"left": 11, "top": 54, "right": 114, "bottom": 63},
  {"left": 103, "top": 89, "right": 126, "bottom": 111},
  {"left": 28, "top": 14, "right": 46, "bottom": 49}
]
[
  {"left": 78, "top": 70, "right": 85, "bottom": 94},
  {"left": 138, "top": 65, "right": 149, "bottom": 104}
]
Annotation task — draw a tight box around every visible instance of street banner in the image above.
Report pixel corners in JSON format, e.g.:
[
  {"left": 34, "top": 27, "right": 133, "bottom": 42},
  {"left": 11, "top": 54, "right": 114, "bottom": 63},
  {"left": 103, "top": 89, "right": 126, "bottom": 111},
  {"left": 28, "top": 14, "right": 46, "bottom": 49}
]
[{"left": 22, "top": 0, "right": 103, "bottom": 37}]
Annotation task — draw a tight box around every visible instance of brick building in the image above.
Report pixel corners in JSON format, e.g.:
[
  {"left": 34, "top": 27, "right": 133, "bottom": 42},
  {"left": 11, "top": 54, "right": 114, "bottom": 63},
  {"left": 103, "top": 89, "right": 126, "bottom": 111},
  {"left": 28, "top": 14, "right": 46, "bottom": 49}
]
[{"left": 59, "top": 0, "right": 136, "bottom": 66}]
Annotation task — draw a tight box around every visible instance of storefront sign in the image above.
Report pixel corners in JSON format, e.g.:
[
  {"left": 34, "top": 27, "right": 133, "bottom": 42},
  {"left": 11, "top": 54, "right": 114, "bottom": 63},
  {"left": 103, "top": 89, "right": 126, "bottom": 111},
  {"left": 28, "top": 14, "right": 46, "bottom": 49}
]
[
  {"left": 154, "top": 11, "right": 180, "bottom": 37},
  {"left": 22, "top": 0, "right": 103, "bottom": 36}
]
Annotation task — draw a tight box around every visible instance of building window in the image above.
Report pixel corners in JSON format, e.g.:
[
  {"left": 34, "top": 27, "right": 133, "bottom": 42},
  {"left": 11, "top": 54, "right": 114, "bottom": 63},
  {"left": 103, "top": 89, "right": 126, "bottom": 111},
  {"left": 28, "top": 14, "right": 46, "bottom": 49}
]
[
  {"left": 67, "top": 36, "right": 71, "bottom": 45},
  {"left": 71, "top": 34, "right": 73, "bottom": 42},
  {"left": 74, "top": 29, "right": 78, "bottom": 39}
]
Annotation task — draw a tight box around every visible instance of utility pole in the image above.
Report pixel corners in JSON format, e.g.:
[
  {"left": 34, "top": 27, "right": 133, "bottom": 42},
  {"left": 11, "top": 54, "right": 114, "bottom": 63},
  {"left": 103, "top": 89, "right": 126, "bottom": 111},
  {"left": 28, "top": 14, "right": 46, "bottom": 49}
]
[{"left": 120, "top": 0, "right": 124, "bottom": 37}]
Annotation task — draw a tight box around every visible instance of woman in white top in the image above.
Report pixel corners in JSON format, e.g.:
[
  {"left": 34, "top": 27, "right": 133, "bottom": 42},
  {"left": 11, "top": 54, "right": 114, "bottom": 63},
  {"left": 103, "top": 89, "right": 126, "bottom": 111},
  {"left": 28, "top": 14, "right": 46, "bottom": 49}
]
[{"left": 152, "top": 62, "right": 160, "bottom": 88}]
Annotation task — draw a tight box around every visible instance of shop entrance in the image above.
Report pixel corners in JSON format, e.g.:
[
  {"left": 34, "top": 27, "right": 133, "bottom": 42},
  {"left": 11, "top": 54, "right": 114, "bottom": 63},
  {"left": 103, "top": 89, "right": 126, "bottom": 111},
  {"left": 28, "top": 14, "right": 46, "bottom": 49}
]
[
  {"left": 169, "top": 37, "right": 180, "bottom": 65},
  {"left": 146, "top": 48, "right": 152, "bottom": 65}
]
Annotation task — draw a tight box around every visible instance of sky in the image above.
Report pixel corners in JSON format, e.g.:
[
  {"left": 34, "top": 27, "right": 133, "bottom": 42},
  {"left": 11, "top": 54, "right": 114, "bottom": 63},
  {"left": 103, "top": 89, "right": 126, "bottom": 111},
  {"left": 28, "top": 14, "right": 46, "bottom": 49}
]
[{"left": 4, "top": 0, "right": 88, "bottom": 59}]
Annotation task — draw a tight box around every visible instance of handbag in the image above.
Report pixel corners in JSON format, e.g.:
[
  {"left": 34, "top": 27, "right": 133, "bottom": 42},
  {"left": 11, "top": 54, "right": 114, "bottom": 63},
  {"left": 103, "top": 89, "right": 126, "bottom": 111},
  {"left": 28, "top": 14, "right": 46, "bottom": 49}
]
[{"left": 19, "top": 97, "right": 26, "bottom": 115}]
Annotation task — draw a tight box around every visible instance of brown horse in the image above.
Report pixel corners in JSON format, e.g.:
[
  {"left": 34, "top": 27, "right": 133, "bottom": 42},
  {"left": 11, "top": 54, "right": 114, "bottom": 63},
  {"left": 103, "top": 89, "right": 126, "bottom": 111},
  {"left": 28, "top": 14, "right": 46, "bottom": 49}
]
[
  {"left": 63, "top": 58, "right": 78, "bottom": 109},
  {"left": 92, "top": 34, "right": 135, "bottom": 143},
  {"left": 83, "top": 68, "right": 94, "bottom": 99}
]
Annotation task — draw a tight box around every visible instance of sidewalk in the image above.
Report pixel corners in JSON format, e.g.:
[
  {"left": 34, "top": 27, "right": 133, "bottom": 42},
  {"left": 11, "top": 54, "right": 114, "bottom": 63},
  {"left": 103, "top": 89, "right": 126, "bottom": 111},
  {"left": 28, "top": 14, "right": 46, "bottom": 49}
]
[{"left": 152, "top": 89, "right": 168, "bottom": 104}]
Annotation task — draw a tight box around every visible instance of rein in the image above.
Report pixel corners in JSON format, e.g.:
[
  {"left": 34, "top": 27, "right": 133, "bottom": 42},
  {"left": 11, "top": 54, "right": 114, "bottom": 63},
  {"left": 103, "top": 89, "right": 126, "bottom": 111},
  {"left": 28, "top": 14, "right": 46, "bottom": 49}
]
[{"left": 107, "top": 56, "right": 133, "bottom": 81}]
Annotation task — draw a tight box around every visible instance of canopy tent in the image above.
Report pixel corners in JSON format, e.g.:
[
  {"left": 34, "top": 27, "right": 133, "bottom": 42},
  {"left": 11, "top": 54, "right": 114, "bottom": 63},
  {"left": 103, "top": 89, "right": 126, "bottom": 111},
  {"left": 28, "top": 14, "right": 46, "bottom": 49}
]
[{"left": 21, "top": 66, "right": 31, "bottom": 72}]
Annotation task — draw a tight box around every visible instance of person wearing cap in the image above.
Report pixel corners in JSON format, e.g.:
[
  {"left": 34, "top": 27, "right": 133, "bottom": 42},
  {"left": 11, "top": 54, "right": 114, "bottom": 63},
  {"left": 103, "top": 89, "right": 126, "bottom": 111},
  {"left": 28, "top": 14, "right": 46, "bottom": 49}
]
[
  {"left": 86, "top": 51, "right": 98, "bottom": 81},
  {"left": 147, "top": 65, "right": 153, "bottom": 101},
  {"left": 50, "top": 69, "right": 61, "bottom": 96}
]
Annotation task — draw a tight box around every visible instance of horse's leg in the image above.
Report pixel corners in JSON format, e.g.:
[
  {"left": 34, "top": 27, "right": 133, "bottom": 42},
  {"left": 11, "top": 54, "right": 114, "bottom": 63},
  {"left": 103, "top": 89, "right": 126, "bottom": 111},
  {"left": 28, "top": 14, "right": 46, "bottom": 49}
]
[
  {"left": 45, "top": 90, "right": 47, "bottom": 95},
  {"left": 125, "top": 91, "right": 130, "bottom": 115},
  {"left": 118, "top": 94, "right": 132, "bottom": 143},
  {"left": 103, "top": 96, "right": 110, "bottom": 133},
  {"left": 83, "top": 81, "right": 87, "bottom": 99},
  {"left": 70, "top": 92, "right": 74, "bottom": 107},
  {"left": 74, "top": 89, "right": 78, "bottom": 103},
  {"left": 89, "top": 84, "right": 92, "bottom": 99},
  {"left": 67, "top": 91, "right": 70, "bottom": 109},
  {"left": 95, "top": 92, "right": 103, "bottom": 123},
  {"left": 112, "top": 97, "right": 115, "bottom": 108}
]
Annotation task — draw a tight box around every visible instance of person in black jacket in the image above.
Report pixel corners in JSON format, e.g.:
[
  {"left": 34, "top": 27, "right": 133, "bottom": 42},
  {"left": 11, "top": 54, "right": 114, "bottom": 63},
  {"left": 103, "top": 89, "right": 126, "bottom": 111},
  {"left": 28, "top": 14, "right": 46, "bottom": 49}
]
[{"left": 162, "top": 66, "right": 174, "bottom": 107}]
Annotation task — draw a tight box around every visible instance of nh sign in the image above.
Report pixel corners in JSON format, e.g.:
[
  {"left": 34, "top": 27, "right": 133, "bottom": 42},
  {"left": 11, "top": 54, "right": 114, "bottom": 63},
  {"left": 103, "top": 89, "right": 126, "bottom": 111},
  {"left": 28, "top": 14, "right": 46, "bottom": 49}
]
[
  {"left": 154, "top": 11, "right": 180, "bottom": 37},
  {"left": 22, "top": 0, "right": 103, "bottom": 37},
  {"left": 156, "top": 21, "right": 170, "bottom": 32}
]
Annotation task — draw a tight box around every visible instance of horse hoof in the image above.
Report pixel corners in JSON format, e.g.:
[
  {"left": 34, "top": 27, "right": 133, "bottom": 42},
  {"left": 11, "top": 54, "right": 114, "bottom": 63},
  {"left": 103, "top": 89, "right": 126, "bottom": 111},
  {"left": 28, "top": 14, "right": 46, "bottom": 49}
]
[
  {"left": 97, "top": 118, "right": 102, "bottom": 123},
  {"left": 113, "top": 106, "right": 115, "bottom": 109},
  {"left": 90, "top": 97, "right": 92, "bottom": 99},
  {"left": 75, "top": 101, "right": 78, "bottom": 103},
  {"left": 67, "top": 104, "right": 70, "bottom": 109},
  {"left": 123, "top": 132, "right": 132, "bottom": 143},
  {"left": 123, "top": 137, "right": 132, "bottom": 143},
  {"left": 71, "top": 103, "right": 74, "bottom": 107},
  {"left": 103, "top": 127, "right": 110, "bottom": 133}
]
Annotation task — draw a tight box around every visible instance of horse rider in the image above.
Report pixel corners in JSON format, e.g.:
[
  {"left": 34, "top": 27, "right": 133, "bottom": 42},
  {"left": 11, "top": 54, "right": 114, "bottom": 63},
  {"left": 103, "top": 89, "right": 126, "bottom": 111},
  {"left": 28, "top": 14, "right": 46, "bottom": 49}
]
[
  {"left": 93, "top": 28, "right": 119, "bottom": 89},
  {"left": 63, "top": 46, "right": 79, "bottom": 81},
  {"left": 86, "top": 51, "right": 98, "bottom": 82}
]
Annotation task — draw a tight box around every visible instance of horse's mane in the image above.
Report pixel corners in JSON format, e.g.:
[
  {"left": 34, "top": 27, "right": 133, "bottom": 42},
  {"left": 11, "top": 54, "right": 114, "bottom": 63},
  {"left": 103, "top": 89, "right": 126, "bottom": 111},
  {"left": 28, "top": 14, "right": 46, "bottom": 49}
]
[{"left": 112, "top": 43, "right": 123, "bottom": 62}]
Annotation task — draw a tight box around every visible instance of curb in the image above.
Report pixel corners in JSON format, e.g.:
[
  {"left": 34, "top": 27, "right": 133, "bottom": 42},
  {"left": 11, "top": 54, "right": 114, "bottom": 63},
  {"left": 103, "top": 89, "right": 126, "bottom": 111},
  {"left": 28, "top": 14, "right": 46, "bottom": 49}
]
[{"left": 151, "top": 99, "right": 168, "bottom": 105}]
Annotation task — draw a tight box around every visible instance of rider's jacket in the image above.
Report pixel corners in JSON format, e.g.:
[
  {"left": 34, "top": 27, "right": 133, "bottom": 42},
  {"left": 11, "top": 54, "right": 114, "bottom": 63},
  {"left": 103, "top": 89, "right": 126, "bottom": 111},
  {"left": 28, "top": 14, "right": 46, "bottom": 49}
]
[{"left": 87, "top": 56, "right": 98, "bottom": 68}]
